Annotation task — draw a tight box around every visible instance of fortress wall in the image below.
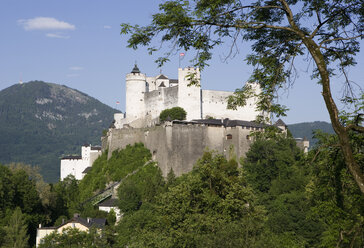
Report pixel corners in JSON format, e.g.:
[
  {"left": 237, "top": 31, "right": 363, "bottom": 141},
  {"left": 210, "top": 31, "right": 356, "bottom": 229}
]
[
  {"left": 201, "top": 90, "right": 259, "bottom": 121},
  {"left": 144, "top": 86, "right": 178, "bottom": 121},
  {"left": 106, "top": 124, "right": 255, "bottom": 177}
]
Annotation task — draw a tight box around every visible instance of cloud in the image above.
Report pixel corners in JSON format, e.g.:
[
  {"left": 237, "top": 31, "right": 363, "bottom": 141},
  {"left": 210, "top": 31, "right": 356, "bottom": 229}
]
[
  {"left": 46, "top": 33, "right": 70, "bottom": 39},
  {"left": 18, "top": 17, "right": 75, "bottom": 31},
  {"left": 103, "top": 25, "right": 111, "bottom": 29},
  {"left": 69, "top": 66, "right": 84, "bottom": 71}
]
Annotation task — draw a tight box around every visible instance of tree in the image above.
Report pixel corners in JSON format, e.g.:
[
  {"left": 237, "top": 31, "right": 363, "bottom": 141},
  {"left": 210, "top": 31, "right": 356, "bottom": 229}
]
[
  {"left": 2, "top": 207, "right": 29, "bottom": 248},
  {"left": 121, "top": 0, "right": 364, "bottom": 194},
  {"left": 159, "top": 107, "right": 187, "bottom": 122}
]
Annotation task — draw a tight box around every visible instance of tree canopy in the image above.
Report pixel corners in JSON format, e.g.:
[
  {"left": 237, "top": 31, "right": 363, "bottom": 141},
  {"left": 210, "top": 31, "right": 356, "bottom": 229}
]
[{"left": 121, "top": 0, "right": 364, "bottom": 193}]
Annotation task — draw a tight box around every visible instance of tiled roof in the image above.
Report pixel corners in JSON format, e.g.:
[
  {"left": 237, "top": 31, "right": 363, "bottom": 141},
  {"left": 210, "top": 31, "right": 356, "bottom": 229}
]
[
  {"left": 98, "top": 198, "right": 118, "bottom": 207},
  {"left": 159, "top": 82, "right": 166, "bottom": 87},
  {"left": 38, "top": 215, "right": 106, "bottom": 230}
]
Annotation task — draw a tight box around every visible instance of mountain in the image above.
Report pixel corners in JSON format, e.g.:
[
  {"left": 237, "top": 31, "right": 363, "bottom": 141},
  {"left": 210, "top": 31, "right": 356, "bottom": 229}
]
[
  {"left": 287, "top": 121, "right": 334, "bottom": 147},
  {"left": 0, "top": 81, "right": 119, "bottom": 182}
]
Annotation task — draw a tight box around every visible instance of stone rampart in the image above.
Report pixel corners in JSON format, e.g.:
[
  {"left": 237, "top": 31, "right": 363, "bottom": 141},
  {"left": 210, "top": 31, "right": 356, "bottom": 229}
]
[{"left": 104, "top": 122, "right": 256, "bottom": 177}]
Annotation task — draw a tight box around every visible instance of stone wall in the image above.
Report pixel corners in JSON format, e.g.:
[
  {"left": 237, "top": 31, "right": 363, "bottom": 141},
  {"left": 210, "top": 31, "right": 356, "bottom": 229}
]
[
  {"left": 202, "top": 90, "right": 260, "bottom": 121},
  {"left": 104, "top": 123, "right": 255, "bottom": 177}
]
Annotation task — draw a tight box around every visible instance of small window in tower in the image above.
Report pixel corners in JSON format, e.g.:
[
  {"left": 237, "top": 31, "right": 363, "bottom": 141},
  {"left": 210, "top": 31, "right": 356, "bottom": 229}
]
[
  {"left": 246, "top": 135, "right": 250, "bottom": 140},
  {"left": 226, "top": 134, "right": 232, "bottom": 140}
]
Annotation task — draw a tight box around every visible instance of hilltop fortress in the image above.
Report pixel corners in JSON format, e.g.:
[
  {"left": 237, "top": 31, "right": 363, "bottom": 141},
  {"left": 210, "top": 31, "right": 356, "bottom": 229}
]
[
  {"left": 114, "top": 65, "right": 267, "bottom": 128},
  {"left": 102, "top": 65, "right": 278, "bottom": 177}
]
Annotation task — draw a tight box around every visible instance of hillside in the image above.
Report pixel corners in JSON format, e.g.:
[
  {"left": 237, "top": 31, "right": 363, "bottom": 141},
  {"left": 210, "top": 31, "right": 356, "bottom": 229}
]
[
  {"left": 287, "top": 121, "right": 334, "bottom": 147},
  {"left": 0, "top": 81, "right": 119, "bottom": 182}
]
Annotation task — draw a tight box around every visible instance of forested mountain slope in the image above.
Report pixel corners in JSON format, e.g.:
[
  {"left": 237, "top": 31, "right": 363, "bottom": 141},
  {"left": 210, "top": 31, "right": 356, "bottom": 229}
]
[
  {"left": 0, "top": 81, "right": 118, "bottom": 182},
  {"left": 287, "top": 121, "right": 334, "bottom": 146}
]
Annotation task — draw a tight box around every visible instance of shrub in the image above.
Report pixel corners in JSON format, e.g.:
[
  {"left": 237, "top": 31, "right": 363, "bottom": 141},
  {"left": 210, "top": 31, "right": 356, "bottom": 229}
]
[{"left": 159, "top": 107, "right": 187, "bottom": 122}]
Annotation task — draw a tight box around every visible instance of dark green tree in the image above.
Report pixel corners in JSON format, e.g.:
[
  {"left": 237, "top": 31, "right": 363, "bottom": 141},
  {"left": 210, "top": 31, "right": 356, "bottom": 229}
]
[
  {"left": 2, "top": 207, "right": 29, "bottom": 248},
  {"left": 117, "top": 152, "right": 266, "bottom": 247},
  {"left": 121, "top": 0, "right": 364, "bottom": 194},
  {"left": 159, "top": 107, "right": 187, "bottom": 122}
]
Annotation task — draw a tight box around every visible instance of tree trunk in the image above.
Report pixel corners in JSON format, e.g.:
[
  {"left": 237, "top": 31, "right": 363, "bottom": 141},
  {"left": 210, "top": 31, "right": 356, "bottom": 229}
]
[{"left": 303, "top": 38, "right": 364, "bottom": 194}]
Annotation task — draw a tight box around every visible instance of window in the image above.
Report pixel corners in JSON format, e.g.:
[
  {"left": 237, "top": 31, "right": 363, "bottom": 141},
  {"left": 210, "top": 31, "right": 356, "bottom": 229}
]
[{"left": 226, "top": 134, "right": 232, "bottom": 140}]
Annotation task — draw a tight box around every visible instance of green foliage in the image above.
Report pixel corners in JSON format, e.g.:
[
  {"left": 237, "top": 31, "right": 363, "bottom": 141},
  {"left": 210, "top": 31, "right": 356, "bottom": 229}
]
[
  {"left": 117, "top": 163, "right": 165, "bottom": 213},
  {"left": 243, "top": 135, "right": 320, "bottom": 246},
  {"left": 79, "top": 143, "right": 152, "bottom": 202},
  {"left": 0, "top": 81, "right": 118, "bottom": 182},
  {"left": 117, "top": 152, "right": 266, "bottom": 247},
  {"left": 38, "top": 227, "right": 110, "bottom": 248},
  {"left": 2, "top": 207, "right": 29, "bottom": 248},
  {"left": 159, "top": 107, "right": 187, "bottom": 122},
  {"left": 307, "top": 131, "right": 364, "bottom": 247}
]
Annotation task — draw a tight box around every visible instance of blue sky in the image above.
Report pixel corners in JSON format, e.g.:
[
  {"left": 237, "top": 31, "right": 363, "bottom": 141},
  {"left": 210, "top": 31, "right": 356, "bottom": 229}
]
[{"left": 0, "top": 0, "right": 363, "bottom": 124}]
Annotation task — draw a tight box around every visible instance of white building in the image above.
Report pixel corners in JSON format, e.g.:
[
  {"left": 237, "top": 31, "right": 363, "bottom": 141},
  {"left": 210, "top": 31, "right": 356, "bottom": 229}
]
[
  {"left": 97, "top": 197, "right": 122, "bottom": 222},
  {"left": 36, "top": 214, "right": 106, "bottom": 247},
  {"left": 60, "top": 144, "right": 101, "bottom": 181},
  {"left": 114, "top": 65, "right": 267, "bottom": 128}
]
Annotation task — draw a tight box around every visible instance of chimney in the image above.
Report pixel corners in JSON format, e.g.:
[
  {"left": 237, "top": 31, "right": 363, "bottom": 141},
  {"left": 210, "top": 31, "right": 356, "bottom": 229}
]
[
  {"left": 62, "top": 219, "right": 65, "bottom": 224},
  {"left": 87, "top": 217, "right": 91, "bottom": 223},
  {"left": 39, "top": 224, "right": 42, "bottom": 228}
]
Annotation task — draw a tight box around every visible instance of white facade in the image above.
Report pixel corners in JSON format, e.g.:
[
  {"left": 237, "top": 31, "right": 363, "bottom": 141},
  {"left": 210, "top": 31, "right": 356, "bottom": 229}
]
[
  {"left": 60, "top": 145, "right": 101, "bottom": 181},
  {"left": 114, "top": 65, "right": 267, "bottom": 129}
]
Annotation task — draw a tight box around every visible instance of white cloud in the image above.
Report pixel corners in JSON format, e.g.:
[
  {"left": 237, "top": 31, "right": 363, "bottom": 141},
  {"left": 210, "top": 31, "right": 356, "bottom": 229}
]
[
  {"left": 18, "top": 17, "right": 75, "bottom": 31},
  {"left": 46, "top": 33, "right": 70, "bottom": 39},
  {"left": 103, "top": 25, "right": 111, "bottom": 29},
  {"left": 69, "top": 66, "right": 84, "bottom": 71}
]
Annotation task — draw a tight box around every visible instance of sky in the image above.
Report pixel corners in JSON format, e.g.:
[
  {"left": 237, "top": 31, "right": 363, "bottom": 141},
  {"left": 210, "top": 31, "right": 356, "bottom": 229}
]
[{"left": 0, "top": 0, "right": 363, "bottom": 124}]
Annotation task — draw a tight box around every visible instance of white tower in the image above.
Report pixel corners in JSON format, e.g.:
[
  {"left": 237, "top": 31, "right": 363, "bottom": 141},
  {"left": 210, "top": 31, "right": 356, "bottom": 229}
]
[
  {"left": 177, "top": 67, "right": 202, "bottom": 120},
  {"left": 125, "top": 64, "right": 146, "bottom": 124}
]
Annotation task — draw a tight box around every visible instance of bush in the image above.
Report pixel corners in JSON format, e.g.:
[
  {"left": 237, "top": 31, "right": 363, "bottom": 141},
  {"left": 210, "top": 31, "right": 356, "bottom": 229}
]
[{"left": 159, "top": 107, "right": 187, "bottom": 122}]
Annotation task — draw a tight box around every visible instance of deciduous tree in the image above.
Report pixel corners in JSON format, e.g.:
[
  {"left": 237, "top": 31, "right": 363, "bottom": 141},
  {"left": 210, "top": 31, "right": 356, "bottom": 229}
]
[{"left": 121, "top": 0, "right": 364, "bottom": 193}]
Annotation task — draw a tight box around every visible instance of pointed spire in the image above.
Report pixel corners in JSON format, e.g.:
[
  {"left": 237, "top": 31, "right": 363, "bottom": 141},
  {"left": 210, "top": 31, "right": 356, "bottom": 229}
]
[{"left": 131, "top": 64, "right": 140, "bottom": 74}]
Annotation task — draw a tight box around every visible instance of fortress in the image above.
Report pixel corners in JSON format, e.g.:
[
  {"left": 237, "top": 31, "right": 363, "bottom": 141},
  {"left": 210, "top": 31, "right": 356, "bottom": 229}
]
[
  {"left": 114, "top": 65, "right": 267, "bottom": 128},
  {"left": 103, "top": 65, "right": 275, "bottom": 177}
]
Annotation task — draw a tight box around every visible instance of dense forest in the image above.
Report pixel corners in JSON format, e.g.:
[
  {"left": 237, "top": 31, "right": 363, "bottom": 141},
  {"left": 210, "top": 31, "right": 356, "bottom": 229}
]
[{"left": 1, "top": 124, "right": 362, "bottom": 247}]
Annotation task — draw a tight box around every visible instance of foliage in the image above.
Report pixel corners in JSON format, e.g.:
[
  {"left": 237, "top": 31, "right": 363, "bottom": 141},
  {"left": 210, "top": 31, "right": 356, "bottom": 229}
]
[
  {"left": 243, "top": 133, "right": 321, "bottom": 246},
  {"left": 307, "top": 130, "right": 364, "bottom": 247},
  {"left": 159, "top": 107, "right": 187, "bottom": 122},
  {"left": 0, "top": 81, "right": 118, "bottom": 182},
  {"left": 38, "top": 227, "right": 110, "bottom": 248},
  {"left": 78, "top": 143, "right": 152, "bottom": 202},
  {"left": 2, "top": 207, "right": 29, "bottom": 248},
  {"left": 120, "top": 0, "right": 364, "bottom": 194},
  {"left": 117, "top": 152, "right": 266, "bottom": 247}
]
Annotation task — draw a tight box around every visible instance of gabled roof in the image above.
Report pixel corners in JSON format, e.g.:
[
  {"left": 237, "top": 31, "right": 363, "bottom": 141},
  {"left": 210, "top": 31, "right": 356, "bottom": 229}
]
[
  {"left": 38, "top": 215, "right": 106, "bottom": 230},
  {"left": 159, "top": 82, "right": 166, "bottom": 87},
  {"left": 156, "top": 74, "right": 168, "bottom": 79},
  {"left": 275, "top": 119, "right": 287, "bottom": 127}
]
